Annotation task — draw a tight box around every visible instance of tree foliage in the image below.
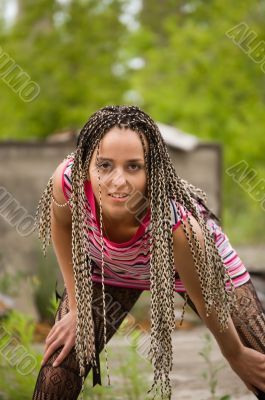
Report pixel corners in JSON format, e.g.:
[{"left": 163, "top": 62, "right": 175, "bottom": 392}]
[
  {"left": 0, "top": 0, "right": 128, "bottom": 139},
  {"left": 127, "top": 0, "right": 265, "bottom": 243}
]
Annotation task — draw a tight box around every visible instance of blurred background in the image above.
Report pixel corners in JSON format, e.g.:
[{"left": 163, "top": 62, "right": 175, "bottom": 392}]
[
  {"left": 0, "top": 1, "right": 264, "bottom": 399},
  {"left": 1, "top": 0, "right": 265, "bottom": 241}
]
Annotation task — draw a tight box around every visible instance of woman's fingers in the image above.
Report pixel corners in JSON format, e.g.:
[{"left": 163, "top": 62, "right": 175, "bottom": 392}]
[
  {"left": 228, "top": 347, "right": 265, "bottom": 394},
  {"left": 44, "top": 330, "right": 59, "bottom": 352},
  {"left": 52, "top": 341, "right": 74, "bottom": 367},
  {"left": 247, "top": 373, "right": 265, "bottom": 394},
  {"left": 45, "top": 325, "right": 56, "bottom": 341},
  {"left": 41, "top": 340, "right": 63, "bottom": 365},
  {"left": 244, "top": 370, "right": 265, "bottom": 394},
  {"left": 42, "top": 335, "right": 75, "bottom": 366},
  {"left": 41, "top": 311, "right": 77, "bottom": 367},
  {"left": 244, "top": 381, "right": 258, "bottom": 396}
]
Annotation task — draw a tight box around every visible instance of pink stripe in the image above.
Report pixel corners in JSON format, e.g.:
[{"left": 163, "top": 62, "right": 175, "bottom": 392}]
[
  {"left": 172, "top": 212, "right": 191, "bottom": 232},
  {"left": 91, "top": 275, "right": 188, "bottom": 292},
  {"left": 225, "top": 272, "right": 250, "bottom": 288},
  {"left": 224, "top": 253, "right": 238, "bottom": 265},
  {"left": 226, "top": 261, "right": 243, "bottom": 273},
  {"left": 62, "top": 158, "right": 73, "bottom": 201}
]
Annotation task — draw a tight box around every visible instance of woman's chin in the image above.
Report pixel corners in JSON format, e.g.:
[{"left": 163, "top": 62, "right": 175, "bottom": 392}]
[{"left": 104, "top": 204, "right": 133, "bottom": 221}]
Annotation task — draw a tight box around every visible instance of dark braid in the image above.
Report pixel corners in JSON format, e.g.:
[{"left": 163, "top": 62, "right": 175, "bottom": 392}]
[{"left": 34, "top": 105, "right": 236, "bottom": 399}]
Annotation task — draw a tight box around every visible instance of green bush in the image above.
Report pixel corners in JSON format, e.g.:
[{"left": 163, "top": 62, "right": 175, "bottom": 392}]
[
  {"left": 32, "top": 248, "right": 61, "bottom": 323},
  {"left": 0, "top": 310, "right": 158, "bottom": 399},
  {"left": 0, "top": 310, "right": 42, "bottom": 400}
]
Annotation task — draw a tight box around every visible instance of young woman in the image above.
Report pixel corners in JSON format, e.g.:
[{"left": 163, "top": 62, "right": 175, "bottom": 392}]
[{"left": 33, "top": 105, "right": 265, "bottom": 400}]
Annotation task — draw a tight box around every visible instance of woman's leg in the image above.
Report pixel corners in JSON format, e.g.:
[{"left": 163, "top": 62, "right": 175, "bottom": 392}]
[
  {"left": 32, "top": 282, "right": 143, "bottom": 400},
  {"left": 229, "top": 279, "right": 265, "bottom": 400},
  {"left": 178, "top": 278, "right": 265, "bottom": 399}
]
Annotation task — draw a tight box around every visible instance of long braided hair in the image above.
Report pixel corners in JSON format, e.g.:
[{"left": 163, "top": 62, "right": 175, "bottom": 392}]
[{"left": 34, "top": 105, "right": 235, "bottom": 399}]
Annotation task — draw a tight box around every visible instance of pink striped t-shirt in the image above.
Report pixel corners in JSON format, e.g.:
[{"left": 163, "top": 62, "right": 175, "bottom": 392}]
[{"left": 62, "top": 158, "right": 250, "bottom": 292}]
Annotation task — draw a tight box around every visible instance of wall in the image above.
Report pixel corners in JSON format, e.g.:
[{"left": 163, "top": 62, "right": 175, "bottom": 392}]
[{"left": 0, "top": 139, "right": 222, "bottom": 317}]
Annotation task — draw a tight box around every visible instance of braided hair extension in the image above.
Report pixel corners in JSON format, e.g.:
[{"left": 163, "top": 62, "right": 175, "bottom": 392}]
[{"left": 34, "top": 105, "right": 236, "bottom": 399}]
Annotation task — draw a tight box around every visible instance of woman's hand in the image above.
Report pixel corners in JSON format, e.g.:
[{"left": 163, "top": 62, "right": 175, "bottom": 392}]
[
  {"left": 226, "top": 346, "right": 265, "bottom": 395},
  {"left": 41, "top": 309, "right": 77, "bottom": 367}
]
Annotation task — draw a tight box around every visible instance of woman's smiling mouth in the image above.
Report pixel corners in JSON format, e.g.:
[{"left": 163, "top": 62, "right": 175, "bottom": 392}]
[{"left": 109, "top": 193, "right": 129, "bottom": 201}]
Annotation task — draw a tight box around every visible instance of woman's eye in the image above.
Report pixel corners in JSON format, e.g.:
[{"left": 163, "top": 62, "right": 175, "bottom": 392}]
[
  {"left": 97, "top": 162, "right": 111, "bottom": 169},
  {"left": 128, "top": 164, "right": 140, "bottom": 171},
  {"left": 96, "top": 163, "right": 141, "bottom": 171}
]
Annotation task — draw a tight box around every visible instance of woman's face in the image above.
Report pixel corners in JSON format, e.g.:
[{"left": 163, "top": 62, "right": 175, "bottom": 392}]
[{"left": 88, "top": 126, "right": 149, "bottom": 223}]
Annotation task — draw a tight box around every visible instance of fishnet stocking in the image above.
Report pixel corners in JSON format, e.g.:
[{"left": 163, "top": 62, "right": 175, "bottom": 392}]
[
  {"left": 32, "top": 282, "right": 142, "bottom": 399},
  {"left": 178, "top": 278, "right": 265, "bottom": 399}
]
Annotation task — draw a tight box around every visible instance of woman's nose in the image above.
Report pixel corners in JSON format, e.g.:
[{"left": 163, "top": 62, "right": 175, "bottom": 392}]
[{"left": 111, "top": 169, "right": 127, "bottom": 188}]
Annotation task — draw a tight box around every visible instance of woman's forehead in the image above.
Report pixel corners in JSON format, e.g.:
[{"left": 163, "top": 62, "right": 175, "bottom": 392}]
[{"left": 92, "top": 127, "right": 149, "bottom": 160}]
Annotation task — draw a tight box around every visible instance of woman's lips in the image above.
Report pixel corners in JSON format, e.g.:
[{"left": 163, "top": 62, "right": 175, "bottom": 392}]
[{"left": 108, "top": 194, "right": 129, "bottom": 202}]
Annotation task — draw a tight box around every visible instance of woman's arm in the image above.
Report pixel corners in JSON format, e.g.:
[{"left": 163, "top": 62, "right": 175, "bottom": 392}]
[
  {"left": 173, "top": 215, "right": 265, "bottom": 394},
  {"left": 51, "top": 160, "right": 76, "bottom": 311},
  {"left": 173, "top": 216, "right": 243, "bottom": 357},
  {"left": 41, "top": 161, "right": 77, "bottom": 367}
]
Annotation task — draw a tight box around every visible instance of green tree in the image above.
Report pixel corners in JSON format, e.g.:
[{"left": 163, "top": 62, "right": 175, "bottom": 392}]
[
  {"left": 0, "top": 0, "right": 129, "bottom": 139},
  {"left": 126, "top": 0, "right": 265, "bottom": 243}
]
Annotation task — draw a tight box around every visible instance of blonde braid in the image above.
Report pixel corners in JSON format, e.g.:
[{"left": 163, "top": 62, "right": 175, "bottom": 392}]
[
  {"left": 96, "top": 141, "right": 111, "bottom": 387},
  {"left": 71, "top": 148, "right": 96, "bottom": 375},
  {"left": 146, "top": 130, "right": 175, "bottom": 399},
  {"left": 34, "top": 176, "right": 53, "bottom": 256}
]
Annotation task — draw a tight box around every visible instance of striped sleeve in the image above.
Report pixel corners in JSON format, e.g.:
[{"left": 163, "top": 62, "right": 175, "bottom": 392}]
[
  {"left": 206, "top": 218, "right": 250, "bottom": 287},
  {"left": 170, "top": 199, "right": 192, "bottom": 231},
  {"left": 62, "top": 158, "right": 74, "bottom": 201}
]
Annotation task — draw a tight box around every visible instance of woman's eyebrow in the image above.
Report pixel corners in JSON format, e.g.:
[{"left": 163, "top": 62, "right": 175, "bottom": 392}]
[{"left": 97, "top": 157, "right": 144, "bottom": 162}]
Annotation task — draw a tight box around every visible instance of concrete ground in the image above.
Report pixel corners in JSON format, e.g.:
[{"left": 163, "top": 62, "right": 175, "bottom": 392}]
[
  {"left": 170, "top": 326, "right": 256, "bottom": 400},
  {"left": 32, "top": 318, "right": 258, "bottom": 400},
  {"left": 110, "top": 325, "right": 257, "bottom": 400}
]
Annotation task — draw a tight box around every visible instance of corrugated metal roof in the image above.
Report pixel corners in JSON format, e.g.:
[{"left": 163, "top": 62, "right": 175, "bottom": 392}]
[
  {"left": 157, "top": 122, "right": 199, "bottom": 152},
  {"left": 47, "top": 122, "right": 200, "bottom": 152}
]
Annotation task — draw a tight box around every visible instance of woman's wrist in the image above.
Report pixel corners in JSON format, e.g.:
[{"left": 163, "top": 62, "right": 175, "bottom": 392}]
[
  {"left": 69, "top": 302, "right": 77, "bottom": 313},
  {"left": 197, "top": 304, "right": 245, "bottom": 360},
  {"left": 63, "top": 282, "right": 77, "bottom": 313},
  {"left": 221, "top": 341, "right": 245, "bottom": 361}
]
